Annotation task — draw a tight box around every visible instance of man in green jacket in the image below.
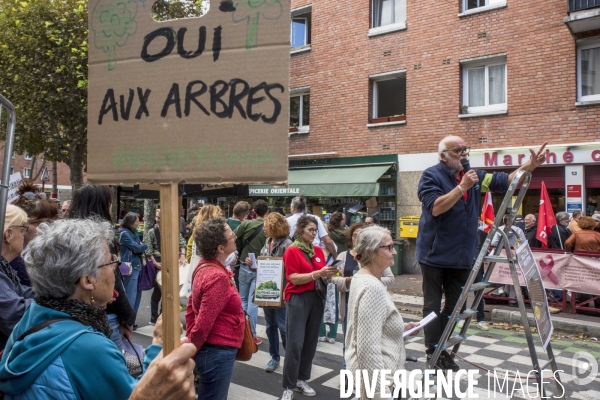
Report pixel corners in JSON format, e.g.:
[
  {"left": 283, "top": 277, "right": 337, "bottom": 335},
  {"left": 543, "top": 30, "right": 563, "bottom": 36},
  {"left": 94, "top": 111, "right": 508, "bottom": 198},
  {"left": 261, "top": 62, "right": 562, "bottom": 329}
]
[{"left": 234, "top": 199, "right": 268, "bottom": 345}]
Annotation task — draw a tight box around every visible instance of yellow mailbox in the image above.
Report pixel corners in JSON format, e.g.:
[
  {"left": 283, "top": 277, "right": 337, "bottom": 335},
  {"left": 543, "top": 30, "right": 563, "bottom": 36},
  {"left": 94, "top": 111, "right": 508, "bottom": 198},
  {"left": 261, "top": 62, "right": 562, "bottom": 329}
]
[{"left": 399, "top": 216, "right": 420, "bottom": 238}]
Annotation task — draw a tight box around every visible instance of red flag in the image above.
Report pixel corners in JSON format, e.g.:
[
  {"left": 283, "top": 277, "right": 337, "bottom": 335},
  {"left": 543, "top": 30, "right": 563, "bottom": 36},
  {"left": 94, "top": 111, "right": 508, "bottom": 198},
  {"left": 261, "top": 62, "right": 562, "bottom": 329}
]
[
  {"left": 536, "top": 181, "right": 556, "bottom": 249},
  {"left": 480, "top": 192, "right": 495, "bottom": 233}
]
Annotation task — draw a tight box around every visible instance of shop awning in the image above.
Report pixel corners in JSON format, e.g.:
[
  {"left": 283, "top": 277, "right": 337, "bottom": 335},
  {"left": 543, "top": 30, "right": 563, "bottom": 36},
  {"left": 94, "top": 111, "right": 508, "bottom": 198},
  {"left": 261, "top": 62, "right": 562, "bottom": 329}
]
[{"left": 249, "top": 165, "right": 391, "bottom": 197}]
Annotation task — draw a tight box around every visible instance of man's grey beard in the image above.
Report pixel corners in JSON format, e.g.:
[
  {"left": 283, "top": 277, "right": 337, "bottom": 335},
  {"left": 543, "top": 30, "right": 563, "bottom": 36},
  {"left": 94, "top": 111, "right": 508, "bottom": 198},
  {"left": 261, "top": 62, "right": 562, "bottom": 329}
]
[{"left": 445, "top": 158, "right": 463, "bottom": 172}]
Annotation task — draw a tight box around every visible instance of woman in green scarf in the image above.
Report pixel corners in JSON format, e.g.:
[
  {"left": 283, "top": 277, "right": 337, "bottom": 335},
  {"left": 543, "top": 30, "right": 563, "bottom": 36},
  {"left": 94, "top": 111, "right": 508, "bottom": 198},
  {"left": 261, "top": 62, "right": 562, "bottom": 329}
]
[{"left": 280, "top": 215, "right": 338, "bottom": 400}]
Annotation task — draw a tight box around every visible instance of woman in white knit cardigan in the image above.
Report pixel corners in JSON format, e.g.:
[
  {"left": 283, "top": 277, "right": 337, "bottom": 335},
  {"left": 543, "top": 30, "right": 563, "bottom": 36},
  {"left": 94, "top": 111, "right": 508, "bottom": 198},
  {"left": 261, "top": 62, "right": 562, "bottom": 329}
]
[{"left": 345, "top": 225, "right": 418, "bottom": 400}]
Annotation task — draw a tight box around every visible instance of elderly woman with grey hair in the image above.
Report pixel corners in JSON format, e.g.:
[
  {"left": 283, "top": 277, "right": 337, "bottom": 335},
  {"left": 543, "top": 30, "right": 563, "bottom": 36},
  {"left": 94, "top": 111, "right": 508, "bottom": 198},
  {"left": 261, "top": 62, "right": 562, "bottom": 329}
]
[
  {"left": 345, "top": 226, "right": 418, "bottom": 400},
  {"left": 0, "top": 218, "right": 194, "bottom": 400}
]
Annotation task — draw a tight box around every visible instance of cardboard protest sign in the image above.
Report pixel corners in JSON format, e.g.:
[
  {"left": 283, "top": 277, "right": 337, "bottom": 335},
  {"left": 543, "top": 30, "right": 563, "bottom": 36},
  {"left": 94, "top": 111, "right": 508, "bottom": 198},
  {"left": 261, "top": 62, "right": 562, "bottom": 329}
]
[
  {"left": 7, "top": 173, "right": 23, "bottom": 204},
  {"left": 253, "top": 256, "right": 284, "bottom": 307},
  {"left": 87, "top": 0, "right": 290, "bottom": 185}
]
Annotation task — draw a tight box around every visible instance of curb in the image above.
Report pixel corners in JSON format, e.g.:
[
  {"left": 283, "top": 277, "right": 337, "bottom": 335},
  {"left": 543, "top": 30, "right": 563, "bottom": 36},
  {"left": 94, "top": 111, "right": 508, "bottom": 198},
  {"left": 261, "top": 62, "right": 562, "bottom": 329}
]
[{"left": 491, "top": 309, "right": 600, "bottom": 338}]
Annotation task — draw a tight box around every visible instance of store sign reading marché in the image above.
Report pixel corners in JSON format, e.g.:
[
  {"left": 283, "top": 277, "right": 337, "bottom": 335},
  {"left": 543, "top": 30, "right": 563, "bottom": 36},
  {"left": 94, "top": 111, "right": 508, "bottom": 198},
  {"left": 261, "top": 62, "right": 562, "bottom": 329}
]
[
  {"left": 470, "top": 143, "right": 600, "bottom": 168},
  {"left": 87, "top": 0, "right": 290, "bottom": 185}
]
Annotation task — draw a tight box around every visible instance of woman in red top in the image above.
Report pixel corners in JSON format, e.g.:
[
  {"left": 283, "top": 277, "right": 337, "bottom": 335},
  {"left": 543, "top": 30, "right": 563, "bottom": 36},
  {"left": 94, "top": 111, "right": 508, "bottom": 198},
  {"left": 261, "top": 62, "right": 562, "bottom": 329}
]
[
  {"left": 281, "top": 215, "right": 338, "bottom": 400},
  {"left": 185, "top": 218, "right": 244, "bottom": 400}
]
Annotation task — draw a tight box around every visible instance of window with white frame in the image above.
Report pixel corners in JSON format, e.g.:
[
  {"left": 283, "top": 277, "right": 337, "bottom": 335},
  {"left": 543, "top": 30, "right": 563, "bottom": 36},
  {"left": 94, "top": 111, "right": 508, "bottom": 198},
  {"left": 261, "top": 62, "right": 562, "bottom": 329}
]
[
  {"left": 464, "top": 0, "right": 505, "bottom": 12},
  {"left": 23, "top": 168, "right": 31, "bottom": 178},
  {"left": 462, "top": 56, "right": 507, "bottom": 114},
  {"left": 371, "top": 73, "right": 406, "bottom": 121},
  {"left": 291, "top": 14, "right": 310, "bottom": 48},
  {"left": 372, "top": 0, "right": 406, "bottom": 28},
  {"left": 24, "top": 152, "right": 32, "bottom": 160},
  {"left": 577, "top": 41, "right": 600, "bottom": 102},
  {"left": 290, "top": 89, "right": 310, "bottom": 131}
]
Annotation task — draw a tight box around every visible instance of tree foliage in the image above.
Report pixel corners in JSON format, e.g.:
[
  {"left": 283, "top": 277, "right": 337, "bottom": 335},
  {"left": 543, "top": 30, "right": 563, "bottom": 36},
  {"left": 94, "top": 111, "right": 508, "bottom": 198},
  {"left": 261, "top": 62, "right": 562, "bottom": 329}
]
[
  {"left": 0, "top": 0, "right": 88, "bottom": 188},
  {"left": 0, "top": 0, "right": 206, "bottom": 189},
  {"left": 152, "top": 0, "right": 206, "bottom": 22}
]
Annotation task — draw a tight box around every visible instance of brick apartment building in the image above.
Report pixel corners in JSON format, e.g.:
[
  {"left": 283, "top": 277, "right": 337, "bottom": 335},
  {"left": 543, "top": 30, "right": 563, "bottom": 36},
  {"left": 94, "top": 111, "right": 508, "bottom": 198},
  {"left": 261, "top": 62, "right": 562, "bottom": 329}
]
[
  {"left": 0, "top": 149, "right": 74, "bottom": 200},
  {"left": 278, "top": 0, "right": 600, "bottom": 272}
]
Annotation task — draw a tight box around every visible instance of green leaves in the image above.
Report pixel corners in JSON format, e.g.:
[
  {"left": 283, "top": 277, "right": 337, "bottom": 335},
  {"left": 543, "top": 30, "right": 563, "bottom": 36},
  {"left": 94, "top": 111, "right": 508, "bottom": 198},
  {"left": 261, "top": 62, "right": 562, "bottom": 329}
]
[{"left": 0, "top": 0, "right": 88, "bottom": 187}]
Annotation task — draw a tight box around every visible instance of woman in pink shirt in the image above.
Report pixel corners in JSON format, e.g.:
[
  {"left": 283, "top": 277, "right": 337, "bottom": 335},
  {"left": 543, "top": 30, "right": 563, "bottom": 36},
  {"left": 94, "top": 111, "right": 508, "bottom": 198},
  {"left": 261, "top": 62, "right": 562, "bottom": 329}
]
[{"left": 186, "top": 218, "right": 244, "bottom": 400}]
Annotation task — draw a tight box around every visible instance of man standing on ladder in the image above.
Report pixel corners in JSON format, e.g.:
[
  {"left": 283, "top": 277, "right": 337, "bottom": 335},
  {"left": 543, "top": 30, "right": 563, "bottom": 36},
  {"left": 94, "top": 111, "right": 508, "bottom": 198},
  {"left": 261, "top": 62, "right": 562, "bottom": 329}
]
[{"left": 416, "top": 135, "right": 547, "bottom": 371}]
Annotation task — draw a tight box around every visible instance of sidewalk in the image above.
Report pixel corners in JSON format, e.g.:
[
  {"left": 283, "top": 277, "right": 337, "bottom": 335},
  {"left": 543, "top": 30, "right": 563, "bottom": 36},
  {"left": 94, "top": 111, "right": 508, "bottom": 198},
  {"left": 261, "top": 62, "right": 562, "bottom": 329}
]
[{"left": 390, "top": 274, "right": 600, "bottom": 338}]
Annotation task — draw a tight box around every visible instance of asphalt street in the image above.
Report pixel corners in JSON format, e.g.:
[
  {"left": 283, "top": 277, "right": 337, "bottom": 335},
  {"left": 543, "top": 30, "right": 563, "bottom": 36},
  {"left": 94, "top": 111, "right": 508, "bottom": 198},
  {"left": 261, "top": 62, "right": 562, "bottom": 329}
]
[{"left": 131, "top": 291, "right": 600, "bottom": 400}]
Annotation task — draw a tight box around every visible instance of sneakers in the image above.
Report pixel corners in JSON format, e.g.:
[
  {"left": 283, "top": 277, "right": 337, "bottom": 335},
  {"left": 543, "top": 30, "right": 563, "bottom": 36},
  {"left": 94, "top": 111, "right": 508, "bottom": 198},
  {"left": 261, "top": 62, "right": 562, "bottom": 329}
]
[
  {"left": 318, "top": 336, "right": 327, "bottom": 342},
  {"left": 254, "top": 337, "right": 263, "bottom": 345},
  {"left": 476, "top": 321, "right": 490, "bottom": 331},
  {"left": 294, "top": 380, "right": 316, "bottom": 397},
  {"left": 548, "top": 306, "right": 562, "bottom": 314},
  {"left": 149, "top": 318, "right": 156, "bottom": 326},
  {"left": 508, "top": 300, "right": 518, "bottom": 307},
  {"left": 281, "top": 389, "right": 294, "bottom": 400},
  {"left": 326, "top": 337, "right": 336, "bottom": 344},
  {"left": 456, "top": 320, "right": 465, "bottom": 329},
  {"left": 427, "top": 350, "right": 460, "bottom": 372},
  {"left": 265, "top": 358, "right": 279, "bottom": 373}
]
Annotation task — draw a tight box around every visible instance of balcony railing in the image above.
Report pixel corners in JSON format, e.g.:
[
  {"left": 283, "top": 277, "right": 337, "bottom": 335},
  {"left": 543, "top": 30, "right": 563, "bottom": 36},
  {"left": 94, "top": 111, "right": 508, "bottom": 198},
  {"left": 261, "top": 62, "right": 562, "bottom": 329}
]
[{"left": 569, "top": 0, "right": 600, "bottom": 13}]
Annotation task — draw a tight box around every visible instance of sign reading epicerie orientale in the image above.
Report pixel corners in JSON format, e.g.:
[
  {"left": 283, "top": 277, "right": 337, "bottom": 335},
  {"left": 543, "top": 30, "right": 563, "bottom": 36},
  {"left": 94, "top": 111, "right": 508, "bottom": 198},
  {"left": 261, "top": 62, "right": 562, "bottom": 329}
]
[
  {"left": 249, "top": 185, "right": 301, "bottom": 196},
  {"left": 470, "top": 142, "right": 600, "bottom": 168}
]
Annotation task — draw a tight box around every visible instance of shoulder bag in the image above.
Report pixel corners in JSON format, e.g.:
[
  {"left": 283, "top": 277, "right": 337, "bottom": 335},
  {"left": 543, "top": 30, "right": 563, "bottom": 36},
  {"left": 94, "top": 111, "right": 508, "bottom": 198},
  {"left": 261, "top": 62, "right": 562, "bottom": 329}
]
[
  {"left": 299, "top": 249, "right": 328, "bottom": 300},
  {"left": 138, "top": 259, "right": 156, "bottom": 291},
  {"left": 191, "top": 263, "right": 258, "bottom": 361}
]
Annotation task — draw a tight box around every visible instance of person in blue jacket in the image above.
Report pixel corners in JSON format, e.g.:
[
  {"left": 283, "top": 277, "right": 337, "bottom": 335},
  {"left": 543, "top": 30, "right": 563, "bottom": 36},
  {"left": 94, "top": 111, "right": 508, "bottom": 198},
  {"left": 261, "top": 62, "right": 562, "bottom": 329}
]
[
  {"left": 0, "top": 218, "right": 163, "bottom": 399},
  {"left": 416, "top": 135, "right": 547, "bottom": 372},
  {"left": 0, "top": 205, "right": 36, "bottom": 350},
  {"left": 119, "top": 212, "right": 147, "bottom": 316}
]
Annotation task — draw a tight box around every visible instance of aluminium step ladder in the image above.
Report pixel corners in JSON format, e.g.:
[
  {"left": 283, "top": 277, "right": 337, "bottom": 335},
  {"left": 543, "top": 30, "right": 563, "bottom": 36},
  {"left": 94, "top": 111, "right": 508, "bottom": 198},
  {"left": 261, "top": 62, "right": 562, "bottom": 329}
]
[{"left": 426, "top": 170, "right": 564, "bottom": 399}]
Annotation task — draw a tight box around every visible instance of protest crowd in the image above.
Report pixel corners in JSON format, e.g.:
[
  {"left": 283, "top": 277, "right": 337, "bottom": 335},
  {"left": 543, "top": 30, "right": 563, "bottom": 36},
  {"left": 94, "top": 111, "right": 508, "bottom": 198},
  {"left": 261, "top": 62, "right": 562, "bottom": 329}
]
[{"left": 0, "top": 137, "right": 599, "bottom": 400}]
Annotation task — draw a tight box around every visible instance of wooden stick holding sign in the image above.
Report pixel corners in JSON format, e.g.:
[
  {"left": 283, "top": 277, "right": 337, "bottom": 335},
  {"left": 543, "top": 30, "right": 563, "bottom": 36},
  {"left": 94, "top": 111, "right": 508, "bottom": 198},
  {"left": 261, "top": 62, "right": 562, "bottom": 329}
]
[{"left": 159, "top": 184, "right": 181, "bottom": 355}]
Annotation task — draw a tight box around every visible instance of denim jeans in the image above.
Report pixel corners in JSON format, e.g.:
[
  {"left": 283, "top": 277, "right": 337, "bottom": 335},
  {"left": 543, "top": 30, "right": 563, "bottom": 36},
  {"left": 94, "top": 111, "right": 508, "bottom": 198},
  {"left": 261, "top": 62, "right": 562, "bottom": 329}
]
[
  {"left": 264, "top": 307, "right": 286, "bottom": 362},
  {"left": 151, "top": 256, "right": 162, "bottom": 321},
  {"left": 194, "top": 344, "right": 237, "bottom": 400},
  {"left": 122, "top": 267, "right": 142, "bottom": 314},
  {"left": 107, "top": 313, "right": 123, "bottom": 350},
  {"left": 238, "top": 265, "right": 258, "bottom": 338}
]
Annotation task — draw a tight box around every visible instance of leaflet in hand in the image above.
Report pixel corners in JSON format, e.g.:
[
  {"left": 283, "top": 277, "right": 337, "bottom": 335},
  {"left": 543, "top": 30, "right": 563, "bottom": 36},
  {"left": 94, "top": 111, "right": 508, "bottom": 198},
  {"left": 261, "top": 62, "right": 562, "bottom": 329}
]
[
  {"left": 402, "top": 312, "right": 437, "bottom": 338},
  {"left": 248, "top": 253, "right": 257, "bottom": 269}
]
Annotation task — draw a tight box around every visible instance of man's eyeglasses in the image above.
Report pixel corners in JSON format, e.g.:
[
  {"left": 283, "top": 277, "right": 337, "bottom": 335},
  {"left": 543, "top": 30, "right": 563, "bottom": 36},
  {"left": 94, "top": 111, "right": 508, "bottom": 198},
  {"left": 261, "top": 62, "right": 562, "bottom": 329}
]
[
  {"left": 97, "top": 254, "right": 119, "bottom": 270},
  {"left": 447, "top": 146, "right": 470, "bottom": 155},
  {"left": 379, "top": 244, "right": 394, "bottom": 252},
  {"left": 10, "top": 225, "right": 28, "bottom": 236}
]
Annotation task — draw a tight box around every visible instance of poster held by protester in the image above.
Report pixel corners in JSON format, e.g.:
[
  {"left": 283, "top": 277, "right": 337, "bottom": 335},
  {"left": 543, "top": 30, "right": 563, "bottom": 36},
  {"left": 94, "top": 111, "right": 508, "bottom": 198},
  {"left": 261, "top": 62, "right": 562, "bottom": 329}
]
[
  {"left": 7, "top": 172, "right": 23, "bottom": 204},
  {"left": 515, "top": 242, "right": 553, "bottom": 350},
  {"left": 253, "top": 257, "right": 284, "bottom": 307},
  {"left": 87, "top": 0, "right": 290, "bottom": 355},
  {"left": 87, "top": 0, "right": 290, "bottom": 185}
]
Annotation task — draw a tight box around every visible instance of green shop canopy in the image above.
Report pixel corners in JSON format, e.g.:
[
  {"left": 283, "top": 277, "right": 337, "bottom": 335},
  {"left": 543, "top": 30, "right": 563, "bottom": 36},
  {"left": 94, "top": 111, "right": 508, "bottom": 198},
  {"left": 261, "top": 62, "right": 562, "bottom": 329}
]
[{"left": 249, "top": 165, "right": 391, "bottom": 197}]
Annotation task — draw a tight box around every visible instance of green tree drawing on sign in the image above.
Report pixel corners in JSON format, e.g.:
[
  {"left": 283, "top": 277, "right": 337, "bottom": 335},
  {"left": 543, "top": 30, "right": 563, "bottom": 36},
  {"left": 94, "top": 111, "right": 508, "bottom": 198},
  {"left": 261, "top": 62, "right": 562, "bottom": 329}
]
[
  {"left": 232, "top": 0, "right": 282, "bottom": 50},
  {"left": 90, "top": 0, "right": 138, "bottom": 71}
]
